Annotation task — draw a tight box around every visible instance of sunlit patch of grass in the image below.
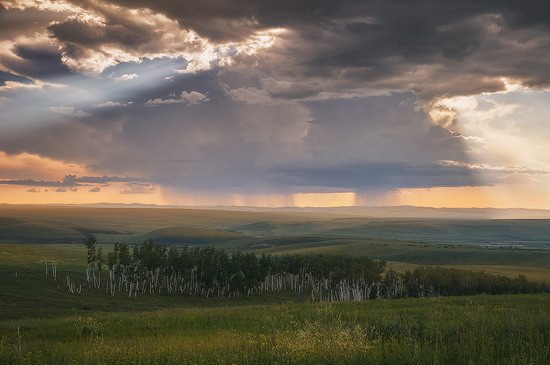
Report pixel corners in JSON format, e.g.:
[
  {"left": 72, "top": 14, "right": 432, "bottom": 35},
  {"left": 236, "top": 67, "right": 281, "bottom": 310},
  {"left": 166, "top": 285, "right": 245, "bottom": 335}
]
[{"left": 258, "top": 305, "right": 372, "bottom": 364}]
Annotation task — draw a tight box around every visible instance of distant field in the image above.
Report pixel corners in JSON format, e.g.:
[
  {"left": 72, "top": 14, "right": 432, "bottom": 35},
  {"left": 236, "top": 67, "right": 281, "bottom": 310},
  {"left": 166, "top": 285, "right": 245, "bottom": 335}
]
[
  {"left": 247, "top": 237, "right": 550, "bottom": 266},
  {"left": 325, "top": 218, "right": 550, "bottom": 247},
  {"left": 3, "top": 206, "right": 550, "bottom": 286},
  {"left": 1, "top": 206, "right": 549, "bottom": 248},
  {"left": 385, "top": 261, "right": 550, "bottom": 283}
]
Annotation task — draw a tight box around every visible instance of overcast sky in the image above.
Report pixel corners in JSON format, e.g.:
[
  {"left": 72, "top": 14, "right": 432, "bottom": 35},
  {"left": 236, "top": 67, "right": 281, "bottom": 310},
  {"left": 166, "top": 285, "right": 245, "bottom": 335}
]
[{"left": 1, "top": 0, "right": 550, "bottom": 208}]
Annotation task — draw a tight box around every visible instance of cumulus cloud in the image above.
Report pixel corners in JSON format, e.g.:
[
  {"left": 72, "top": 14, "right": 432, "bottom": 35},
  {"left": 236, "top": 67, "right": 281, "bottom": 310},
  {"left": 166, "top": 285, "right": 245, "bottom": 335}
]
[
  {"left": 54, "top": 187, "right": 78, "bottom": 192},
  {"left": 89, "top": 186, "right": 101, "bottom": 192},
  {"left": 48, "top": 106, "right": 90, "bottom": 117},
  {"left": 93, "top": 101, "right": 131, "bottom": 108},
  {"left": 119, "top": 183, "right": 155, "bottom": 194},
  {"left": 114, "top": 73, "right": 137, "bottom": 81},
  {"left": 145, "top": 91, "right": 209, "bottom": 106},
  {"left": 181, "top": 91, "right": 209, "bottom": 105}
]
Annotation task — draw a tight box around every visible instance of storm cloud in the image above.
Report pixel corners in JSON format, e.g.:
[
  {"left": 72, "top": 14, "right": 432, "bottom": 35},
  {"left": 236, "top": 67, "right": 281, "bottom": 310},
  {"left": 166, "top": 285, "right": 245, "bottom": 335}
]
[{"left": 0, "top": 0, "right": 549, "bottom": 199}]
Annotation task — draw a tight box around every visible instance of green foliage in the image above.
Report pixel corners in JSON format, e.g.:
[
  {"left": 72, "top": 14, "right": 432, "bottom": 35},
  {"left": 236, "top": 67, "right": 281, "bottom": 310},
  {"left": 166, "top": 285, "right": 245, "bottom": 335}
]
[
  {"left": 2, "top": 296, "right": 550, "bottom": 364},
  {"left": 91, "top": 240, "right": 547, "bottom": 301},
  {"left": 93, "top": 240, "right": 387, "bottom": 297},
  {"left": 402, "top": 266, "right": 549, "bottom": 296},
  {"left": 85, "top": 235, "right": 97, "bottom": 265}
]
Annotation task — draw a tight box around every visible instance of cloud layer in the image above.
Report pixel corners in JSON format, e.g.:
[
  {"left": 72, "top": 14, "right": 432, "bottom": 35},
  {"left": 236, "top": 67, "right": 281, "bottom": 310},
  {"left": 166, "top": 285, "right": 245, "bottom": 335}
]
[{"left": 1, "top": 0, "right": 550, "bottom": 201}]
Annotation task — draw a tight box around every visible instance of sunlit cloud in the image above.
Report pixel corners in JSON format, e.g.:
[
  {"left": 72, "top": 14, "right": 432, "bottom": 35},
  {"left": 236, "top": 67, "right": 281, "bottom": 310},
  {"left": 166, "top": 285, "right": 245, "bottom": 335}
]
[
  {"left": 113, "top": 73, "right": 138, "bottom": 81},
  {"left": 93, "top": 101, "right": 130, "bottom": 108},
  {"left": 0, "top": 151, "right": 88, "bottom": 180},
  {"left": 145, "top": 91, "right": 208, "bottom": 106},
  {"left": 119, "top": 183, "right": 155, "bottom": 195},
  {"left": 47, "top": 106, "right": 90, "bottom": 117}
]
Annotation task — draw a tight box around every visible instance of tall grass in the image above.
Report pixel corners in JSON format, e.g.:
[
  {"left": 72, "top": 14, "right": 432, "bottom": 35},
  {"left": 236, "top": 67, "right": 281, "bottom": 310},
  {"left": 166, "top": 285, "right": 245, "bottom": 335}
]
[{"left": 1, "top": 295, "right": 550, "bottom": 364}]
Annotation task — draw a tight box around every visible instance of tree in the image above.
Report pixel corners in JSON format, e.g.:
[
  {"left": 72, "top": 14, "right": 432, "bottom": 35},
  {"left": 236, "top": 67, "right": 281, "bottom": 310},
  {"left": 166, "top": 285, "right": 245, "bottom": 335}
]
[{"left": 85, "top": 236, "right": 97, "bottom": 265}]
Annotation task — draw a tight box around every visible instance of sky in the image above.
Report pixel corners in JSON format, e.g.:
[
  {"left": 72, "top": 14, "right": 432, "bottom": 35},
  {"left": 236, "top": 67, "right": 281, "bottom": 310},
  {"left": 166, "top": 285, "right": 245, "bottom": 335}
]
[{"left": 1, "top": 0, "right": 550, "bottom": 208}]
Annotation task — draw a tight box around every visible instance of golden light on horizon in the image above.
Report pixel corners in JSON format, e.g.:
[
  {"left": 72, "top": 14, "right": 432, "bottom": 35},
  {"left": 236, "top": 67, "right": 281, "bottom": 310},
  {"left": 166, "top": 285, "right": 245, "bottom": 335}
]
[
  {"left": 2, "top": 183, "right": 550, "bottom": 209},
  {"left": 0, "top": 152, "right": 88, "bottom": 180},
  {"left": 395, "top": 183, "right": 550, "bottom": 210},
  {"left": 0, "top": 183, "right": 166, "bottom": 205},
  {"left": 394, "top": 186, "right": 495, "bottom": 208},
  {"left": 292, "top": 192, "right": 357, "bottom": 207}
]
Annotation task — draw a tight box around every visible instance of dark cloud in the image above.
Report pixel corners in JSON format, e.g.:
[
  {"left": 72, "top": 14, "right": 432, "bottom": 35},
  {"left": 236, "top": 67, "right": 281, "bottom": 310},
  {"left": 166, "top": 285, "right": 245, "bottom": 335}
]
[
  {"left": 48, "top": 18, "right": 151, "bottom": 48},
  {"left": 4, "top": 0, "right": 550, "bottom": 99},
  {"left": 0, "top": 6, "right": 68, "bottom": 39},
  {"left": 14, "top": 44, "right": 70, "bottom": 80},
  {"left": 215, "top": 0, "right": 550, "bottom": 101},
  {"left": 0, "top": 89, "right": 485, "bottom": 193},
  {"left": 0, "top": 176, "right": 79, "bottom": 187},
  {"left": 78, "top": 175, "right": 148, "bottom": 184},
  {"left": 0, "top": 175, "right": 147, "bottom": 188},
  {"left": 271, "top": 161, "right": 479, "bottom": 190},
  {"left": 63, "top": 0, "right": 548, "bottom": 93},
  {"left": 0, "top": 71, "right": 32, "bottom": 86}
]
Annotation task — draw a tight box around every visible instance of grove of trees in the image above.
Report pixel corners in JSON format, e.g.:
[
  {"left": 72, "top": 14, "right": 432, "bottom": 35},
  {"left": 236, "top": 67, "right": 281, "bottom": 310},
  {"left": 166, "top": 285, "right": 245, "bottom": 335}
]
[{"left": 81, "top": 237, "right": 550, "bottom": 302}]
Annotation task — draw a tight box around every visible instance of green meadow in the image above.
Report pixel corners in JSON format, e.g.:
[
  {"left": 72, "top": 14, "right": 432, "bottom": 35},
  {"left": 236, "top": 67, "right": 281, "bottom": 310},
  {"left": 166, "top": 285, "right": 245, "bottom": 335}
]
[
  {"left": 2, "top": 206, "right": 550, "bottom": 364},
  {"left": 2, "top": 291, "right": 550, "bottom": 364}
]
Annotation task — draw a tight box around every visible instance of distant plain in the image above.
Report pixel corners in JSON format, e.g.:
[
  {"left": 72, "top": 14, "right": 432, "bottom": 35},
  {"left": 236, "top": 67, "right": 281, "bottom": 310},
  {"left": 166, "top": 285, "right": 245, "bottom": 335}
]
[{"left": 2, "top": 205, "right": 550, "bottom": 282}]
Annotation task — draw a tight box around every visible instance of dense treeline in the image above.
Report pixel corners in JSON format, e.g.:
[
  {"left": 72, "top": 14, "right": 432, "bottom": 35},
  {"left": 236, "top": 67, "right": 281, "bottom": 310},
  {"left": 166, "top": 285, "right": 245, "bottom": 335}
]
[
  {"left": 402, "top": 266, "right": 548, "bottom": 297},
  {"left": 81, "top": 237, "right": 549, "bottom": 301}
]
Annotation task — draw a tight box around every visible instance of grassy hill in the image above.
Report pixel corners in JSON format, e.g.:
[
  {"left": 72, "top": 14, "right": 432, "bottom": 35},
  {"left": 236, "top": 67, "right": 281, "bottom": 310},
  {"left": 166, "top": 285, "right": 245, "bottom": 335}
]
[
  {"left": 140, "top": 226, "right": 246, "bottom": 245},
  {"left": 0, "top": 217, "right": 83, "bottom": 243},
  {"left": 325, "top": 218, "right": 550, "bottom": 247}
]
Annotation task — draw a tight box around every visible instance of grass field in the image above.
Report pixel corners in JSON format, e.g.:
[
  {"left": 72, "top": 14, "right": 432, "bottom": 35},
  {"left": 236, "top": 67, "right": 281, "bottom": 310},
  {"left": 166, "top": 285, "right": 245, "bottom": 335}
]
[
  {"left": 2, "top": 293, "right": 550, "bottom": 364},
  {"left": 1, "top": 242, "right": 550, "bottom": 364},
  {"left": 2, "top": 206, "right": 550, "bottom": 363}
]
